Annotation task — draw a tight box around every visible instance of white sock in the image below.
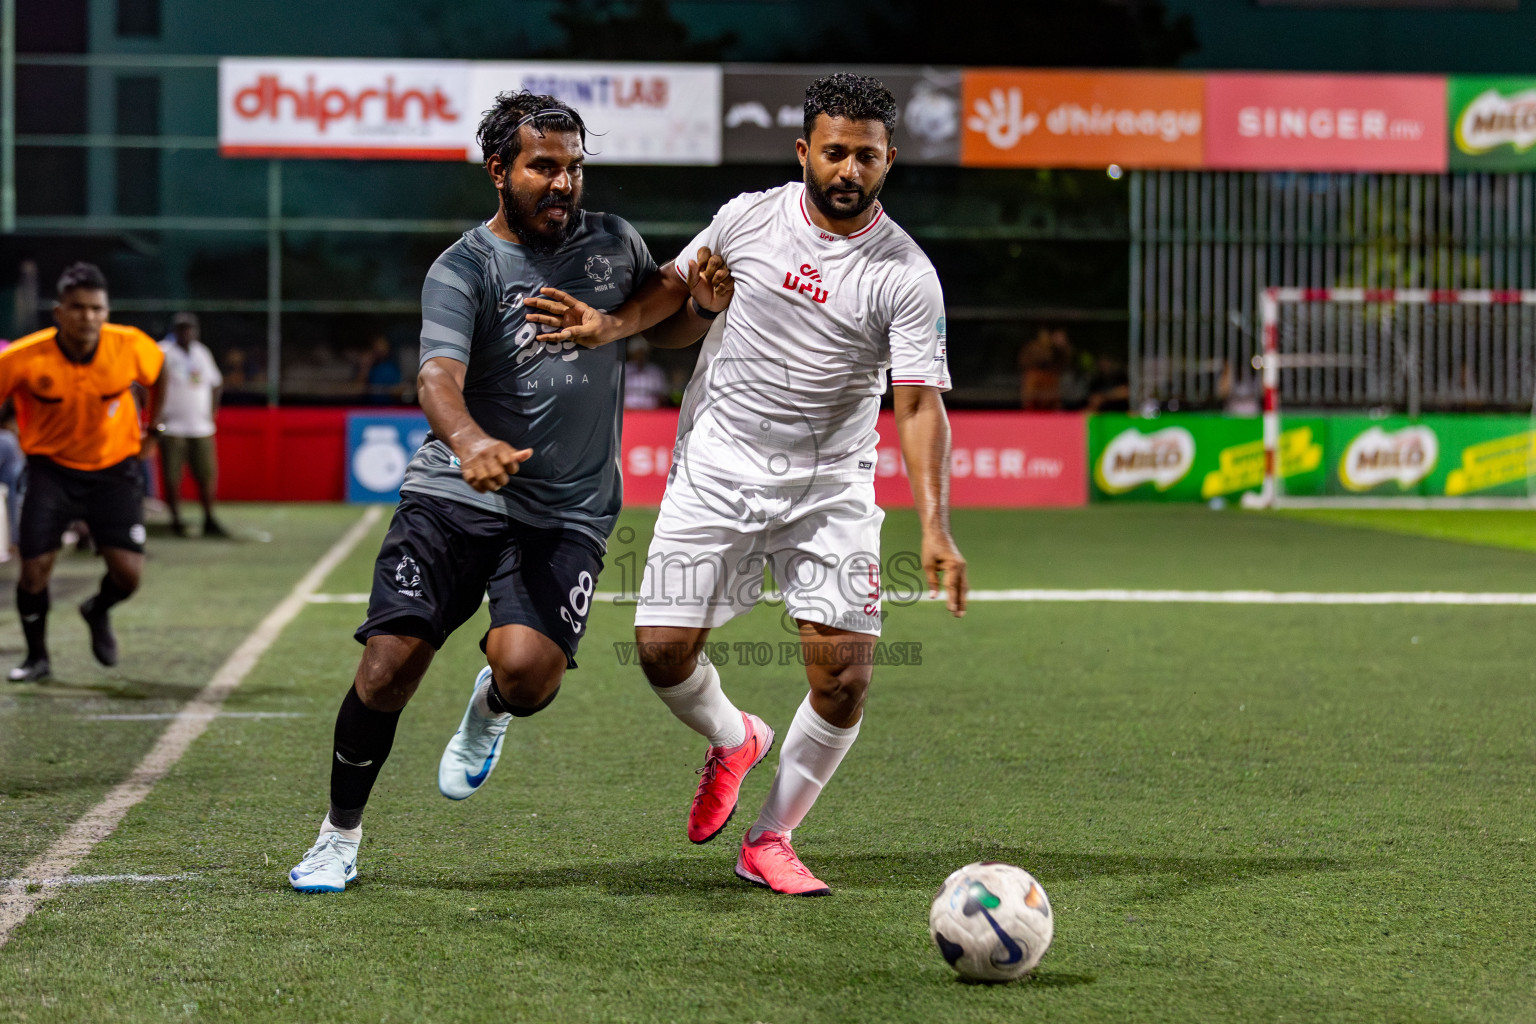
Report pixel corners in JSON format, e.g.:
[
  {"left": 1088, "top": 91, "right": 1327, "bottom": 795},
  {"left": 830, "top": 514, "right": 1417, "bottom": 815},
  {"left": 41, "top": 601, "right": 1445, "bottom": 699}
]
[
  {"left": 318, "top": 815, "right": 361, "bottom": 842},
  {"left": 471, "top": 668, "right": 509, "bottom": 719},
  {"left": 750, "top": 694, "right": 860, "bottom": 840},
  {"left": 651, "top": 659, "right": 746, "bottom": 748}
]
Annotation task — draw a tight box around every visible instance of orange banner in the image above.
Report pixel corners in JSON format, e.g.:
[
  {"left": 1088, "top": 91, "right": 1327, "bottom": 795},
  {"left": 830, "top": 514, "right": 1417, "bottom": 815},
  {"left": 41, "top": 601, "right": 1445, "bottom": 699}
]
[{"left": 960, "top": 70, "right": 1204, "bottom": 169}]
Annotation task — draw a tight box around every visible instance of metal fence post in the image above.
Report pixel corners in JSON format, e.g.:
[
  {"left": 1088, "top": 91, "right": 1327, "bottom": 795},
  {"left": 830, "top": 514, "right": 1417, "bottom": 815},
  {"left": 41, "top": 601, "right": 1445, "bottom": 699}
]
[
  {"left": 1, "top": 0, "right": 14, "bottom": 234},
  {"left": 266, "top": 159, "right": 281, "bottom": 408}
]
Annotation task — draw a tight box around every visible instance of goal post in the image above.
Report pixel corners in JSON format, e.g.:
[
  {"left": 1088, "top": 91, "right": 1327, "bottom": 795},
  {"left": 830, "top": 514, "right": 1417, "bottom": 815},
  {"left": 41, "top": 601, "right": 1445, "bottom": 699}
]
[{"left": 1243, "top": 286, "right": 1536, "bottom": 509}]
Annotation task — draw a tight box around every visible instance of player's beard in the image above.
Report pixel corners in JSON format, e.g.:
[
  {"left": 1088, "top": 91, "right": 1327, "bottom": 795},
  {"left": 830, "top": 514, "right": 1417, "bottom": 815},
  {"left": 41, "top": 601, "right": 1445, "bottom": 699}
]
[
  {"left": 502, "top": 180, "right": 581, "bottom": 256},
  {"left": 804, "top": 163, "right": 888, "bottom": 224}
]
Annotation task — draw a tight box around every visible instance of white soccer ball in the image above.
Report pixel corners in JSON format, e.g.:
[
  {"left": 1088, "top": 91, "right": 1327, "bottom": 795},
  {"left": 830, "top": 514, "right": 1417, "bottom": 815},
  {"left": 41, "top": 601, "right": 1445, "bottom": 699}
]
[{"left": 929, "top": 862, "right": 1053, "bottom": 981}]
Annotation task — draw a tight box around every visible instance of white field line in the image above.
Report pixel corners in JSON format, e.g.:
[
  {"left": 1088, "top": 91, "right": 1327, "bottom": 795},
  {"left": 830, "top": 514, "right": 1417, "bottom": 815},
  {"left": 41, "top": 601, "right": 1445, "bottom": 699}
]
[
  {"left": 10, "top": 874, "right": 196, "bottom": 887},
  {"left": 311, "top": 588, "right": 1536, "bottom": 607},
  {"left": 82, "top": 711, "right": 308, "bottom": 722},
  {"left": 0, "top": 505, "right": 382, "bottom": 950}
]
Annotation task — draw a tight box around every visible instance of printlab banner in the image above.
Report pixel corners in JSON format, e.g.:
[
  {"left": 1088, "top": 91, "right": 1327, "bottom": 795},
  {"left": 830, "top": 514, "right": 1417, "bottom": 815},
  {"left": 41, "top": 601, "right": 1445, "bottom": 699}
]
[
  {"left": 468, "top": 62, "right": 720, "bottom": 165},
  {"left": 621, "top": 410, "right": 1087, "bottom": 507},
  {"left": 219, "top": 58, "right": 473, "bottom": 160},
  {"left": 722, "top": 65, "right": 962, "bottom": 165}
]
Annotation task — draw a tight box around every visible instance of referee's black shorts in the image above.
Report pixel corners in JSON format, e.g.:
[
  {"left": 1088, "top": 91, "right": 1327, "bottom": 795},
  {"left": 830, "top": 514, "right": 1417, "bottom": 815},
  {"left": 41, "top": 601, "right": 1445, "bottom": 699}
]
[
  {"left": 354, "top": 491, "right": 606, "bottom": 669},
  {"left": 18, "top": 455, "right": 146, "bottom": 558}
]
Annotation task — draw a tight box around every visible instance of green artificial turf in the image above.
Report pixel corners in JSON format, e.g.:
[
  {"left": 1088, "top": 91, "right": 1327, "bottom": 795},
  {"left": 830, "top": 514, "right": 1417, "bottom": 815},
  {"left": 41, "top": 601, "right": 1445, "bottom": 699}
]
[
  {"left": 1275, "top": 508, "right": 1536, "bottom": 556},
  {"left": 2, "top": 505, "right": 1534, "bottom": 1023}
]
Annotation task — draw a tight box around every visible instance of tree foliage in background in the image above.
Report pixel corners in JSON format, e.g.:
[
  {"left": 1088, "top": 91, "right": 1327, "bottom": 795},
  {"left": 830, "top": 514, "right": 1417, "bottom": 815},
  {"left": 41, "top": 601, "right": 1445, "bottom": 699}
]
[
  {"left": 786, "top": 0, "right": 1198, "bottom": 66},
  {"left": 541, "top": 0, "right": 736, "bottom": 61}
]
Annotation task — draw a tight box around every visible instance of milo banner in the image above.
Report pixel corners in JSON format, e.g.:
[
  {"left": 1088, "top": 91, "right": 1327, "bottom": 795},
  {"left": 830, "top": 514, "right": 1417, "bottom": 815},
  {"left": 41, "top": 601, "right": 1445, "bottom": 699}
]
[
  {"left": 1449, "top": 76, "right": 1536, "bottom": 171},
  {"left": 1329, "top": 415, "right": 1536, "bottom": 497},
  {"left": 1089, "top": 415, "right": 1326, "bottom": 502}
]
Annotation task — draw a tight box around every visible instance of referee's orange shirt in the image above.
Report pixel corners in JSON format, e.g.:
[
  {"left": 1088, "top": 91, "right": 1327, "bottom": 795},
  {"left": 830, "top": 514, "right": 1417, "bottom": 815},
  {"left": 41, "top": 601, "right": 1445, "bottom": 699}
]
[{"left": 0, "top": 325, "right": 165, "bottom": 471}]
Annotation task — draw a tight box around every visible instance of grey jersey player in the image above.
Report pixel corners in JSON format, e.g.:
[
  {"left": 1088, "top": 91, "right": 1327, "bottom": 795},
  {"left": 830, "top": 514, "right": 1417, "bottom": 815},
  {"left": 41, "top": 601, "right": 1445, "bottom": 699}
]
[{"left": 289, "top": 91, "right": 735, "bottom": 894}]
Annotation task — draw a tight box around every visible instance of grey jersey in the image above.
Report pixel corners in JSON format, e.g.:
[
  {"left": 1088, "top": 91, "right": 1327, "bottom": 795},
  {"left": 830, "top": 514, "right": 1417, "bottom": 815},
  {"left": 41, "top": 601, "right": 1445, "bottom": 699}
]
[{"left": 401, "top": 212, "right": 657, "bottom": 546}]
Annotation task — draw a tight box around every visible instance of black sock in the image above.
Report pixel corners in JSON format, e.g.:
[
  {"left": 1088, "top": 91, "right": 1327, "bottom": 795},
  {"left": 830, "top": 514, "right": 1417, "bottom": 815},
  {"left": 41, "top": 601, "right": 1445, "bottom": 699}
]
[
  {"left": 16, "top": 586, "right": 48, "bottom": 662},
  {"left": 327, "top": 685, "right": 401, "bottom": 830},
  {"left": 91, "top": 574, "right": 134, "bottom": 615},
  {"left": 484, "top": 674, "right": 515, "bottom": 715},
  {"left": 483, "top": 673, "right": 560, "bottom": 718}
]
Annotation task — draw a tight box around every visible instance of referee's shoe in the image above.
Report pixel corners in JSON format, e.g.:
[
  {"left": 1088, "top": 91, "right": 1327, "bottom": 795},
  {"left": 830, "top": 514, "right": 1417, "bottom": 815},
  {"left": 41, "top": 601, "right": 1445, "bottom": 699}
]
[{"left": 78, "top": 595, "right": 118, "bottom": 666}]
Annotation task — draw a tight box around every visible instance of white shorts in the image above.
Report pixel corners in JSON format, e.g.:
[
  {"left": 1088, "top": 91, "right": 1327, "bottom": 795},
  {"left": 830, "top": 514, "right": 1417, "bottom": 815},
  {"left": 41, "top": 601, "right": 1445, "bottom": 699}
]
[{"left": 635, "top": 471, "right": 885, "bottom": 635}]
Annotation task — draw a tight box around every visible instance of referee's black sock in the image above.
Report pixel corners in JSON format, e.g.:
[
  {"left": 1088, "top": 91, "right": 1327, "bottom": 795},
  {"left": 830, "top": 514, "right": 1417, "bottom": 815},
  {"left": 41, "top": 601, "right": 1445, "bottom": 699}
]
[
  {"left": 90, "top": 574, "right": 134, "bottom": 615},
  {"left": 327, "top": 684, "right": 401, "bottom": 831},
  {"left": 16, "top": 586, "right": 48, "bottom": 662}
]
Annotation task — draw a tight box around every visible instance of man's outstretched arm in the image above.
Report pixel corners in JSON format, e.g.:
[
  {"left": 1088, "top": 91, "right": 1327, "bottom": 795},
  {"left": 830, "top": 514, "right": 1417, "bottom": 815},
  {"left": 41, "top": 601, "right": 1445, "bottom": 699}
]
[
  {"left": 892, "top": 384, "right": 967, "bottom": 617},
  {"left": 523, "top": 247, "right": 733, "bottom": 349},
  {"left": 417, "top": 356, "right": 531, "bottom": 493}
]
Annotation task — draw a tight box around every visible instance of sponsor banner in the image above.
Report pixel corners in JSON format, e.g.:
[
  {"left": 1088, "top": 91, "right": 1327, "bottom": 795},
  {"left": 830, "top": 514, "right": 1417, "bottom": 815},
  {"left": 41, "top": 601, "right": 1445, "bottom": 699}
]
[
  {"left": 621, "top": 410, "right": 1086, "bottom": 507},
  {"left": 346, "top": 412, "right": 430, "bottom": 503},
  {"left": 468, "top": 62, "right": 720, "bottom": 165},
  {"left": 1328, "top": 415, "right": 1535, "bottom": 496},
  {"left": 873, "top": 411, "right": 1086, "bottom": 508},
  {"left": 1089, "top": 414, "right": 1326, "bottom": 502},
  {"left": 1205, "top": 73, "right": 1446, "bottom": 172},
  {"left": 722, "top": 65, "right": 961, "bottom": 165},
  {"left": 960, "top": 70, "right": 1204, "bottom": 169},
  {"left": 219, "top": 59, "right": 472, "bottom": 160},
  {"left": 1448, "top": 76, "right": 1536, "bottom": 170}
]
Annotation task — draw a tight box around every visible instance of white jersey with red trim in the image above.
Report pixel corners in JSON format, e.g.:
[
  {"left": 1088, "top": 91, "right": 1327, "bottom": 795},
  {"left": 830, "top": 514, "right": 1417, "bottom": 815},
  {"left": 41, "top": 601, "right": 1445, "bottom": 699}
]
[{"left": 669, "top": 181, "right": 950, "bottom": 486}]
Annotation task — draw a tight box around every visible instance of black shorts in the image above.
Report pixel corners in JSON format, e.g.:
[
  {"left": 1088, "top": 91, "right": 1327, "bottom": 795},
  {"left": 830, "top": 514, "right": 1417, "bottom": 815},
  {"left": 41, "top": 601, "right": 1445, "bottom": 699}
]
[
  {"left": 354, "top": 491, "right": 606, "bottom": 669},
  {"left": 18, "top": 455, "right": 146, "bottom": 559}
]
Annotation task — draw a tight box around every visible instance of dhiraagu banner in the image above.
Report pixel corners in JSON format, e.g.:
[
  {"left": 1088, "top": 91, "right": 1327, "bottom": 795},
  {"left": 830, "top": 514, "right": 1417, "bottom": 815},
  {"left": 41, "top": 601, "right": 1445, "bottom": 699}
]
[
  {"left": 1329, "top": 415, "right": 1535, "bottom": 496},
  {"left": 1449, "top": 76, "right": 1536, "bottom": 171},
  {"left": 1089, "top": 415, "right": 1325, "bottom": 502}
]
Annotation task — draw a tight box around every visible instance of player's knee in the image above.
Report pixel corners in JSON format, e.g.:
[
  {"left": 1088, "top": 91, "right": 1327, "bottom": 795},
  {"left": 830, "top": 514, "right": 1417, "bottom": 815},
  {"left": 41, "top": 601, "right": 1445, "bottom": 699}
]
[
  {"left": 810, "top": 663, "right": 871, "bottom": 713},
  {"left": 353, "top": 635, "right": 433, "bottom": 711},
  {"left": 634, "top": 628, "right": 704, "bottom": 687},
  {"left": 489, "top": 659, "right": 563, "bottom": 716}
]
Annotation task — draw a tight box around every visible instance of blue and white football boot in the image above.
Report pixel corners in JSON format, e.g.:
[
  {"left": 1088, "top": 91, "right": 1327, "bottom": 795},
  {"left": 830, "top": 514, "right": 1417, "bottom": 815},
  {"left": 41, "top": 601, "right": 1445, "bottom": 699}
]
[
  {"left": 438, "top": 666, "right": 510, "bottom": 800},
  {"left": 289, "top": 829, "right": 359, "bottom": 893}
]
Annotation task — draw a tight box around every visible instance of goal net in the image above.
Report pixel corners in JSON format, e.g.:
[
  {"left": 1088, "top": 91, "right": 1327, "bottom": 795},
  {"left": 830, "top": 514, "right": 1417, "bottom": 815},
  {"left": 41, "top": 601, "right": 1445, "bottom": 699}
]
[{"left": 1243, "top": 287, "right": 1536, "bottom": 509}]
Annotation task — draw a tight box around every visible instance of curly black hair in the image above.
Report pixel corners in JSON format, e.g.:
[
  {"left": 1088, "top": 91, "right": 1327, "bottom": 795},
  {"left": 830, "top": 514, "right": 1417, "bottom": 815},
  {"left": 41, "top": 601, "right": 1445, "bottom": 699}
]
[
  {"left": 802, "top": 73, "right": 897, "bottom": 143},
  {"left": 476, "top": 91, "right": 588, "bottom": 167},
  {"left": 56, "top": 261, "right": 107, "bottom": 298}
]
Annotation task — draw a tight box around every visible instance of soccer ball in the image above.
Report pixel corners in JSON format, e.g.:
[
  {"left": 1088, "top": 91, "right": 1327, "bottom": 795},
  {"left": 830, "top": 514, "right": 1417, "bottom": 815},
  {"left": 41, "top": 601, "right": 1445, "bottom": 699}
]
[{"left": 929, "top": 862, "right": 1053, "bottom": 981}]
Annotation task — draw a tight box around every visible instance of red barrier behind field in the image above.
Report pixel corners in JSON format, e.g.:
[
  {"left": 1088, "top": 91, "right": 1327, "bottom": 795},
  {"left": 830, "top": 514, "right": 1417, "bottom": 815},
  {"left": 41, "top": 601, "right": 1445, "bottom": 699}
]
[{"left": 209, "top": 407, "right": 1086, "bottom": 507}]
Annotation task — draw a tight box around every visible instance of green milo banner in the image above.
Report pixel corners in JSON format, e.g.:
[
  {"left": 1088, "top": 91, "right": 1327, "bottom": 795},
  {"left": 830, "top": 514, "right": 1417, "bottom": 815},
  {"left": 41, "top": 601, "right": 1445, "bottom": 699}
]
[
  {"left": 1449, "top": 76, "right": 1536, "bottom": 171},
  {"left": 1089, "top": 415, "right": 1327, "bottom": 502},
  {"left": 1329, "top": 415, "right": 1536, "bottom": 497},
  {"left": 1089, "top": 413, "right": 1536, "bottom": 500}
]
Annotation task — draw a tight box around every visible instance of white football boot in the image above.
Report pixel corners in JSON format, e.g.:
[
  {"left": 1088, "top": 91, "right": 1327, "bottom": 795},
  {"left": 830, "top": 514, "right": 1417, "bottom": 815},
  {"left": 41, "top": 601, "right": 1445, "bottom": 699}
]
[
  {"left": 289, "top": 829, "right": 359, "bottom": 893},
  {"left": 438, "top": 666, "right": 511, "bottom": 800}
]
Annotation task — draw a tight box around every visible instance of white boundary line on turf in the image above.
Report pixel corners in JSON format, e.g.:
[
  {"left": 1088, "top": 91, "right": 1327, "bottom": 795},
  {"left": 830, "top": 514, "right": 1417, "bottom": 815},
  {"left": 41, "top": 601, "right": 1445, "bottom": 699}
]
[
  {"left": 309, "top": 588, "right": 1536, "bottom": 606},
  {"left": 0, "top": 505, "right": 383, "bottom": 950}
]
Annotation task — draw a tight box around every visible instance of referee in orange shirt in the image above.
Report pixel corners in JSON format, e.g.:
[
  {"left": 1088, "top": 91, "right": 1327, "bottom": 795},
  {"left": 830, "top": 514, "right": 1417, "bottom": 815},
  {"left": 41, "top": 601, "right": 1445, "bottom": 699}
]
[{"left": 0, "top": 263, "right": 166, "bottom": 681}]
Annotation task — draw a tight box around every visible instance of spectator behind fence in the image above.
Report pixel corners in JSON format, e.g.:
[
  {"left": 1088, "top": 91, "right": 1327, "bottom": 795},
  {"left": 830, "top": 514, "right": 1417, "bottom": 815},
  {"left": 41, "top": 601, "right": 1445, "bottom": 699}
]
[
  {"left": 1086, "top": 353, "right": 1131, "bottom": 413},
  {"left": 623, "top": 337, "right": 671, "bottom": 410},
  {"left": 1018, "top": 327, "right": 1073, "bottom": 411},
  {"left": 157, "top": 312, "right": 227, "bottom": 538},
  {"left": 357, "top": 334, "right": 404, "bottom": 404}
]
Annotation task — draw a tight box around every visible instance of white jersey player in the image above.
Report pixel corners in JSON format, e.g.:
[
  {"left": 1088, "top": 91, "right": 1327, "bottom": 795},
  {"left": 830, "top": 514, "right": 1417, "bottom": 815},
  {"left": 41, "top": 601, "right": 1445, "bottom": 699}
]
[{"left": 524, "top": 73, "right": 968, "bottom": 896}]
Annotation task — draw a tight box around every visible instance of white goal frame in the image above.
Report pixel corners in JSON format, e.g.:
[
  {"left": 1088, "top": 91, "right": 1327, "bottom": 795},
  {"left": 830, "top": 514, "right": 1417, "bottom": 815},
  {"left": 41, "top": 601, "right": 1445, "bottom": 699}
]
[{"left": 1243, "top": 286, "right": 1536, "bottom": 510}]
